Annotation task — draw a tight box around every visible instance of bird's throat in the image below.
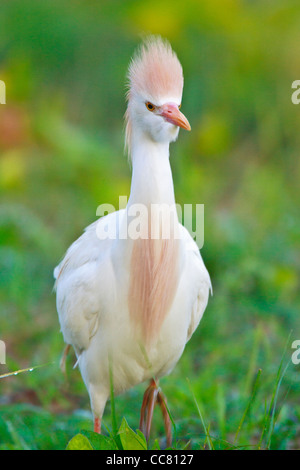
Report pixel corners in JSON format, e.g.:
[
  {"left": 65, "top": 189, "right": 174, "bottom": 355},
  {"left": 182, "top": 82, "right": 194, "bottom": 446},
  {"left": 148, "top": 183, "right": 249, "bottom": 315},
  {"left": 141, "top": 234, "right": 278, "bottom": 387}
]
[{"left": 128, "top": 136, "right": 176, "bottom": 208}]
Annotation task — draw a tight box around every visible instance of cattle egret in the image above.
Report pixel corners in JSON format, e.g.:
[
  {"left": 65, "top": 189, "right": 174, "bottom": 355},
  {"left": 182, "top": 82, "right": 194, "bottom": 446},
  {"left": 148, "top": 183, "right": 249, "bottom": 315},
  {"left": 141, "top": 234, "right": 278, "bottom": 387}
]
[{"left": 54, "top": 36, "right": 211, "bottom": 447}]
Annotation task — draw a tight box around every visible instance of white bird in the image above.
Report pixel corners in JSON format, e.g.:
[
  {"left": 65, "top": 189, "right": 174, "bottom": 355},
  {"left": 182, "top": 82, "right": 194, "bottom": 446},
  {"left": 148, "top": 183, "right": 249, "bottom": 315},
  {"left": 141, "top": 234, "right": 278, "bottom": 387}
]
[{"left": 54, "top": 36, "right": 211, "bottom": 447}]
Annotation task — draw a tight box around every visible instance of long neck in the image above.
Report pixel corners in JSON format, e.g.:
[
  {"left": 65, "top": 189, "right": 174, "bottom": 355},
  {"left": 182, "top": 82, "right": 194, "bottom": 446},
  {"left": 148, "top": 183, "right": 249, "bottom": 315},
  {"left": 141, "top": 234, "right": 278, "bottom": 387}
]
[
  {"left": 126, "top": 130, "right": 180, "bottom": 346},
  {"left": 128, "top": 131, "right": 176, "bottom": 208}
]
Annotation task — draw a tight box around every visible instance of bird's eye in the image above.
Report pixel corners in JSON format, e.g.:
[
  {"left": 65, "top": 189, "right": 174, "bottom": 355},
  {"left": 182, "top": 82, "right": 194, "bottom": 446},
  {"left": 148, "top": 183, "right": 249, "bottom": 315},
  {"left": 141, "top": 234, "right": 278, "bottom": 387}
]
[
  {"left": 146, "top": 102, "right": 155, "bottom": 112},
  {"left": 178, "top": 104, "right": 182, "bottom": 109}
]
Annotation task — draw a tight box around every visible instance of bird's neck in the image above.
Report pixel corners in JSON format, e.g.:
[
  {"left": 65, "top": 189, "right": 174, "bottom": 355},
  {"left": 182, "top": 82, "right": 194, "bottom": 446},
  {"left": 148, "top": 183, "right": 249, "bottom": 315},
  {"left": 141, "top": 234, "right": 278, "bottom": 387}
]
[
  {"left": 126, "top": 132, "right": 181, "bottom": 345},
  {"left": 128, "top": 133, "right": 176, "bottom": 208}
]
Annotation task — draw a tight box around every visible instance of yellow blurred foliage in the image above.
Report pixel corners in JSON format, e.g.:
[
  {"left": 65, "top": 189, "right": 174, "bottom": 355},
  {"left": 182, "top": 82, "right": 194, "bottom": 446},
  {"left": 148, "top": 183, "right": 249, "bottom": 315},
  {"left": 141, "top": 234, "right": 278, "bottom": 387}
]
[
  {"left": 128, "top": 0, "right": 245, "bottom": 38},
  {"left": 197, "top": 113, "right": 232, "bottom": 157},
  {"left": 128, "top": 0, "right": 183, "bottom": 38},
  {"left": 0, "top": 150, "right": 26, "bottom": 189},
  {"left": 272, "top": 266, "right": 298, "bottom": 298}
]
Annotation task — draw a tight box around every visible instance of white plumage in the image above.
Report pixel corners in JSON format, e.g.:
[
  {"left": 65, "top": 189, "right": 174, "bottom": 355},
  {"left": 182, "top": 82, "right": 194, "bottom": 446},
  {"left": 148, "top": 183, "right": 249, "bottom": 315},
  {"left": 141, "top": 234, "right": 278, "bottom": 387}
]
[{"left": 54, "top": 36, "right": 211, "bottom": 444}]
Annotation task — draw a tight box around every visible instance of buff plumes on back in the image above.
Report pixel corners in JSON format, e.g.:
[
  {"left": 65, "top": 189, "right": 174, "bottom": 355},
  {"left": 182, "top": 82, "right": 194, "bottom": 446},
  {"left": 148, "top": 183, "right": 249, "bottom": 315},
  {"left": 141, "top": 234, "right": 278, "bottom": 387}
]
[{"left": 129, "top": 229, "right": 180, "bottom": 347}]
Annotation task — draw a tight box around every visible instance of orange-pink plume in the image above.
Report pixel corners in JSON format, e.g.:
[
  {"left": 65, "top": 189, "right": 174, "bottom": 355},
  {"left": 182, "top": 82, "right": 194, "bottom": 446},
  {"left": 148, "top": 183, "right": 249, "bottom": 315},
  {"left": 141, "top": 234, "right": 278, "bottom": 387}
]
[
  {"left": 127, "top": 36, "right": 184, "bottom": 103},
  {"left": 125, "top": 37, "right": 184, "bottom": 155}
]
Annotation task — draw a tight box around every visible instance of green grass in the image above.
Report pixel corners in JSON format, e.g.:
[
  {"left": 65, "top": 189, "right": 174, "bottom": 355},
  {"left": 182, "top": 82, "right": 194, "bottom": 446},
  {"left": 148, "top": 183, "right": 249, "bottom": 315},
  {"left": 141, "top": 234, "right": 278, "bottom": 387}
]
[
  {"left": 0, "top": 336, "right": 297, "bottom": 450},
  {"left": 1, "top": 0, "right": 300, "bottom": 450}
]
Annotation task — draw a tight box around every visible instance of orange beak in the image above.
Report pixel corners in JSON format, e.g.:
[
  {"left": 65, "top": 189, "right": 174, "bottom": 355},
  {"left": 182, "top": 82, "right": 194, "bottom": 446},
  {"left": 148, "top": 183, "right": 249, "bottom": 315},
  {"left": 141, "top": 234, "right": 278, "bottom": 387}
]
[{"left": 160, "top": 103, "right": 191, "bottom": 131}]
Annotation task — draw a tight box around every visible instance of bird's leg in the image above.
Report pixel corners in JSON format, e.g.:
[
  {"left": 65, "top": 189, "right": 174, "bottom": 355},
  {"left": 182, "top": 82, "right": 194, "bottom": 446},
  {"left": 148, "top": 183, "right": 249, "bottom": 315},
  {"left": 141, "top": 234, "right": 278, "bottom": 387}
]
[
  {"left": 139, "top": 379, "right": 172, "bottom": 447},
  {"left": 94, "top": 417, "right": 101, "bottom": 434},
  {"left": 145, "top": 385, "right": 159, "bottom": 442},
  {"left": 139, "top": 386, "right": 152, "bottom": 432},
  {"left": 139, "top": 379, "right": 158, "bottom": 441},
  {"left": 59, "top": 344, "right": 71, "bottom": 374},
  {"left": 157, "top": 390, "right": 172, "bottom": 448}
]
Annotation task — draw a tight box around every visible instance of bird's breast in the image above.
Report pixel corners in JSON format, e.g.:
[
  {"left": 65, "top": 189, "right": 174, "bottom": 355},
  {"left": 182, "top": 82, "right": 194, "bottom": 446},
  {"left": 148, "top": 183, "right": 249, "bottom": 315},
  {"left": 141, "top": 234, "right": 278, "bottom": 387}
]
[{"left": 128, "top": 221, "right": 180, "bottom": 346}]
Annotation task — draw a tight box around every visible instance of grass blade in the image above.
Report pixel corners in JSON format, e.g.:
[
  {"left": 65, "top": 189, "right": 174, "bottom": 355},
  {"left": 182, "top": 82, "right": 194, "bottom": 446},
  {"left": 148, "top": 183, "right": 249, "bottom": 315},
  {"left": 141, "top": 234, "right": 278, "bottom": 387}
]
[
  {"left": 187, "top": 378, "right": 214, "bottom": 450},
  {"left": 0, "top": 362, "right": 53, "bottom": 379},
  {"left": 258, "top": 332, "right": 292, "bottom": 449},
  {"left": 265, "top": 360, "right": 290, "bottom": 449},
  {"left": 234, "top": 368, "right": 262, "bottom": 445},
  {"left": 108, "top": 360, "right": 123, "bottom": 450}
]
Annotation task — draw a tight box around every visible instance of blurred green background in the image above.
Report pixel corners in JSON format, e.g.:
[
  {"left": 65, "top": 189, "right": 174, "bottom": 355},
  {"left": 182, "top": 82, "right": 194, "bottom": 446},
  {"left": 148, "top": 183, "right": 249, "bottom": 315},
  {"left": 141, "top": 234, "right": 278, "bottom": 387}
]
[{"left": 0, "top": 0, "right": 300, "bottom": 450}]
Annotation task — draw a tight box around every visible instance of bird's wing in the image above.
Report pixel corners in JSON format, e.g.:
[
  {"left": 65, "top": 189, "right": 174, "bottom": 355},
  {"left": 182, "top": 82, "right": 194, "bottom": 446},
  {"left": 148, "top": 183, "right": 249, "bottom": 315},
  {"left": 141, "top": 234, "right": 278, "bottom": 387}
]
[
  {"left": 54, "top": 212, "right": 121, "bottom": 354},
  {"left": 180, "top": 225, "right": 212, "bottom": 342}
]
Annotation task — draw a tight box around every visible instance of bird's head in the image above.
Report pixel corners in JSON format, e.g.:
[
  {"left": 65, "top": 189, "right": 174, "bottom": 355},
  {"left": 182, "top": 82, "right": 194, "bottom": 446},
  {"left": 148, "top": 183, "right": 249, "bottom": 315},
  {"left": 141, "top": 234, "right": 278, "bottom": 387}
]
[{"left": 125, "top": 36, "right": 191, "bottom": 154}]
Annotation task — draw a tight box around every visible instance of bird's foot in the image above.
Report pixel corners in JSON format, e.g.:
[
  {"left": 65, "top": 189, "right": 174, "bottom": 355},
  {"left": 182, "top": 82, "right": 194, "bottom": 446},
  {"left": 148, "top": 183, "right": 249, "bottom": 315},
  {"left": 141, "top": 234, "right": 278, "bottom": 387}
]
[
  {"left": 94, "top": 417, "right": 101, "bottom": 434},
  {"left": 139, "top": 379, "right": 172, "bottom": 448},
  {"left": 156, "top": 389, "right": 172, "bottom": 448}
]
